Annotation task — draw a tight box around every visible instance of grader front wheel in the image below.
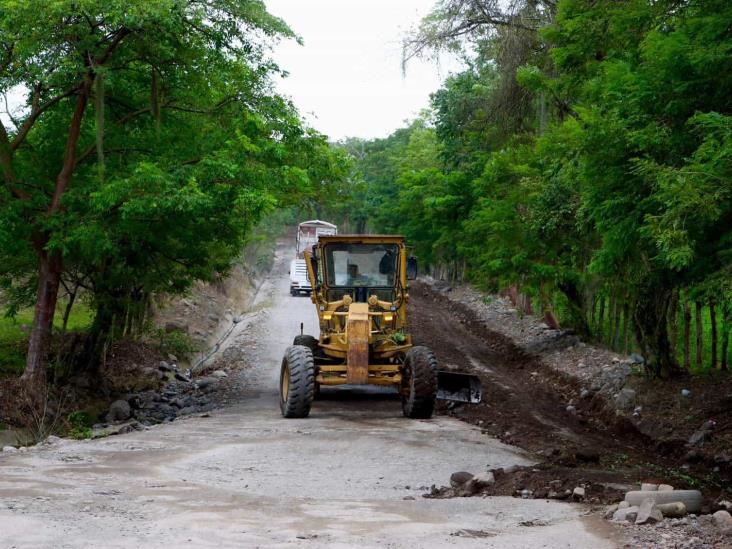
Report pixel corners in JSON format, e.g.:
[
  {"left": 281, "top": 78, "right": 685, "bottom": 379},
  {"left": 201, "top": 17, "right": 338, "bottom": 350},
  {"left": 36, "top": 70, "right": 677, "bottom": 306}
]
[
  {"left": 279, "top": 345, "right": 315, "bottom": 418},
  {"left": 401, "top": 346, "right": 438, "bottom": 419}
]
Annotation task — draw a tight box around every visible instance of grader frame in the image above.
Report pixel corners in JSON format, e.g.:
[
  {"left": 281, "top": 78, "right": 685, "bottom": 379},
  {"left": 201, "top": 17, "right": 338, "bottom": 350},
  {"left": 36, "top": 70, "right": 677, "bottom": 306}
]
[{"left": 278, "top": 234, "right": 480, "bottom": 419}]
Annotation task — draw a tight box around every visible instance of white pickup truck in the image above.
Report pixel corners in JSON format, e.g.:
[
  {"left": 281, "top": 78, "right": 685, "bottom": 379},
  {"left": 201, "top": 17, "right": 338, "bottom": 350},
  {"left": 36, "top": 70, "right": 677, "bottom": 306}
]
[{"left": 289, "top": 259, "right": 312, "bottom": 296}]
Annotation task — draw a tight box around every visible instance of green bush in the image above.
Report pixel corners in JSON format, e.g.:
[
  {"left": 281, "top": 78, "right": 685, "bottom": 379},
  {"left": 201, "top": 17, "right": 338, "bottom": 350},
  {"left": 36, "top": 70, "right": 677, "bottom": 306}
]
[{"left": 66, "top": 411, "right": 93, "bottom": 440}]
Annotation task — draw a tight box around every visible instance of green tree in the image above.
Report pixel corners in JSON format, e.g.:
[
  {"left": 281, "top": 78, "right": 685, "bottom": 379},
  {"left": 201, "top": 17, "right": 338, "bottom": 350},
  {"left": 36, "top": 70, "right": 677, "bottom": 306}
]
[{"left": 0, "top": 1, "right": 345, "bottom": 385}]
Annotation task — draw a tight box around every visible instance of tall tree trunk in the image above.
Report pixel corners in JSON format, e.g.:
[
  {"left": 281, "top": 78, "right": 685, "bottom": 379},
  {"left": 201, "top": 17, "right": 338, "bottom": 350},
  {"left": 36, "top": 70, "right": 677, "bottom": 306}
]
[
  {"left": 683, "top": 300, "right": 691, "bottom": 370},
  {"left": 22, "top": 76, "right": 92, "bottom": 386},
  {"left": 695, "top": 301, "right": 703, "bottom": 367},
  {"left": 540, "top": 281, "right": 560, "bottom": 329},
  {"left": 622, "top": 302, "right": 629, "bottom": 353},
  {"left": 722, "top": 302, "right": 730, "bottom": 372},
  {"left": 558, "top": 280, "right": 590, "bottom": 338},
  {"left": 591, "top": 294, "right": 597, "bottom": 329},
  {"left": 21, "top": 245, "right": 62, "bottom": 387},
  {"left": 612, "top": 297, "right": 622, "bottom": 350},
  {"left": 710, "top": 300, "right": 717, "bottom": 370},
  {"left": 60, "top": 287, "right": 77, "bottom": 335},
  {"left": 598, "top": 296, "right": 605, "bottom": 339},
  {"left": 669, "top": 289, "right": 679, "bottom": 359},
  {"left": 633, "top": 281, "right": 679, "bottom": 378}
]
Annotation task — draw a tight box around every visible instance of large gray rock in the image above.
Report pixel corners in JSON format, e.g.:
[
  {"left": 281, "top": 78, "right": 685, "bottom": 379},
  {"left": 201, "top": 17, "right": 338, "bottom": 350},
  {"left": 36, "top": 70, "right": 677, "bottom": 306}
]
[
  {"left": 712, "top": 510, "right": 732, "bottom": 529},
  {"left": 657, "top": 502, "right": 686, "bottom": 518},
  {"left": 108, "top": 399, "right": 131, "bottom": 422},
  {"left": 450, "top": 471, "right": 473, "bottom": 488},
  {"left": 614, "top": 388, "right": 636, "bottom": 411},
  {"left": 467, "top": 472, "right": 495, "bottom": 491},
  {"left": 2, "top": 445, "right": 17, "bottom": 453},
  {"left": 635, "top": 499, "right": 663, "bottom": 525},
  {"left": 91, "top": 420, "right": 141, "bottom": 439},
  {"left": 612, "top": 506, "right": 639, "bottom": 522},
  {"left": 625, "top": 490, "right": 703, "bottom": 513}
]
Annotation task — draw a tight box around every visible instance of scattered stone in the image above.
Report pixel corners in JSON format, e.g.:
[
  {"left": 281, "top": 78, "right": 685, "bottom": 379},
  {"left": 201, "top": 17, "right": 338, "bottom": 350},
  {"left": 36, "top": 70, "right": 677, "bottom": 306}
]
[
  {"left": 641, "top": 483, "right": 659, "bottom": 491},
  {"left": 211, "top": 370, "right": 228, "bottom": 379},
  {"left": 108, "top": 399, "right": 131, "bottom": 422},
  {"left": 604, "top": 504, "right": 619, "bottom": 519},
  {"left": 158, "top": 361, "right": 173, "bottom": 372},
  {"left": 613, "top": 506, "right": 640, "bottom": 522},
  {"left": 618, "top": 501, "right": 630, "bottom": 509},
  {"left": 712, "top": 510, "right": 732, "bottom": 529},
  {"left": 468, "top": 472, "right": 495, "bottom": 490},
  {"left": 167, "top": 354, "right": 178, "bottom": 363},
  {"left": 2, "top": 446, "right": 17, "bottom": 453},
  {"left": 635, "top": 499, "right": 663, "bottom": 525},
  {"left": 572, "top": 487, "right": 585, "bottom": 500},
  {"left": 174, "top": 372, "right": 191, "bottom": 382},
  {"left": 656, "top": 502, "right": 686, "bottom": 518},
  {"left": 195, "top": 377, "right": 217, "bottom": 389},
  {"left": 716, "top": 500, "right": 732, "bottom": 512},
  {"left": 91, "top": 420, "right": 142, "bottom": 439},
  {"left": 615, "top": 388, "right": 636, "bottom": 411},
  {"left": 450, "top": 471, "right": 474, "bottom": 489},
  {"left": 688, "top": 419, "right": 716, "bottom": 447},
  {"left": 658, "top": 484, "right": 674, "bottom": 492},
  {"left": 681, "top": 389, "right": 691, "bottom": 398},
  {"left": 520, "top": 489, "right": 532, "bottom": 499},
  {"left": 580, "top": 389, "right": 592, "bottom": 400},
  {"left": 575, "top": 447, "right": 600, "bottom": 463},
  {"left": 629, "top": 353, "right": 645, "bottom": 364},
  {"left": 566, "top": 405, "right": 577, "bottom": 415},
  {"left": 164, "top": 321, "right": 188, "bottom": 333}
]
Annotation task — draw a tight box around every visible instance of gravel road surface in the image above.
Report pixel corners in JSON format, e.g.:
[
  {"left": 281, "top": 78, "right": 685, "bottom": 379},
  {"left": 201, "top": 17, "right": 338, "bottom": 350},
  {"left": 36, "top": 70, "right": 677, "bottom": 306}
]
[{"left": 0, "top": 245, "right": 618, "bottom": 548}]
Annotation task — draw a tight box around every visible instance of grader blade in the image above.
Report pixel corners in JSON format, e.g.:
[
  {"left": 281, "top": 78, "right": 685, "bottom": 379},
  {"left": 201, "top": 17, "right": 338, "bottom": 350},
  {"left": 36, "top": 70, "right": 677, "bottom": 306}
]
[{"left": 437, "top": 371, "right": 482, "bottom": 404}]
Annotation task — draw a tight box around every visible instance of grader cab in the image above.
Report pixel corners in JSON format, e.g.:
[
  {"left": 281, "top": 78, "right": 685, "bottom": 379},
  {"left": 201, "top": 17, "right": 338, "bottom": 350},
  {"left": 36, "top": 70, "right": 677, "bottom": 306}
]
[{"left": 278, "top": 235, "right": 481, "bottom": 418}]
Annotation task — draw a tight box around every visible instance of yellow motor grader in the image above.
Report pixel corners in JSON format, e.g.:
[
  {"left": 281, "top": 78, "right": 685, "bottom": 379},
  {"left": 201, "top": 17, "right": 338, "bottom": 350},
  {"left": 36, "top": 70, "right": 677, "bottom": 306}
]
[{"left": 279, "top": 234, "right": 481, "bottom": 418}]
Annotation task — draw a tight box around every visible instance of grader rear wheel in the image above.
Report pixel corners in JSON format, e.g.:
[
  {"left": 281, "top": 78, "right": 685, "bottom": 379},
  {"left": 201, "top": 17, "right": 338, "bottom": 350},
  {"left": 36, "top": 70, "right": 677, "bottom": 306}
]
[
  {"left": 279, "top": 345, "right": 315, "bottom": 418},
  {"left": 401, "top": 346, "right": 438, "bottom": 419}
]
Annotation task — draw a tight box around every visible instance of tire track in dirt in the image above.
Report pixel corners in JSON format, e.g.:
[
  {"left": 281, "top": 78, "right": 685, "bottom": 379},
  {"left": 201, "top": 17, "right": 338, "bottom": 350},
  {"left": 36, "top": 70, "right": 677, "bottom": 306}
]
[{"left": 406, "top": 281, "right": 666, "bottom": 494}]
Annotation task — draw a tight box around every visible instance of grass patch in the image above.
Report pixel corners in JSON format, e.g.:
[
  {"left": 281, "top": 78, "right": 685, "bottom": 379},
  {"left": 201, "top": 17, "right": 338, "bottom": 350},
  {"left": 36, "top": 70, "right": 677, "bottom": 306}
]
[{"left": 0, "top": 301, "right": 94, "bottom": 376}]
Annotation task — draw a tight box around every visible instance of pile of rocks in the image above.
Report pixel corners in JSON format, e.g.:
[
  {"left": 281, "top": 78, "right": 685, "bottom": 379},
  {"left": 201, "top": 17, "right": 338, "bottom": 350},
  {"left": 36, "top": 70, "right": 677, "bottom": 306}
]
[
  {"left": 605, "top": 483, "right": 732, "bottom": 540},
  {"left": 92, "top": 361, "right": 230, "bottom": 437},
  {"left": 425, "top": 470, "right": 496, "bottom": 498}
]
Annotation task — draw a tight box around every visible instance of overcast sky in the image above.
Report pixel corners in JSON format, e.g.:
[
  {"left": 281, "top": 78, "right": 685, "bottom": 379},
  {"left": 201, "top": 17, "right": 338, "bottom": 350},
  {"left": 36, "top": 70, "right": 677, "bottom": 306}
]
[{"left": 264, "top": 0, "right": 462, "bottom": 141}]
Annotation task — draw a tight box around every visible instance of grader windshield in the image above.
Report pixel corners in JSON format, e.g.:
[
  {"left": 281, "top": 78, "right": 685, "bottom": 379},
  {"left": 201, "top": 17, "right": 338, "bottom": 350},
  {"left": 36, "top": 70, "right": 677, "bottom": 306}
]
[{"left": 324, "top": 243, "right": 398, "bottom": 288}]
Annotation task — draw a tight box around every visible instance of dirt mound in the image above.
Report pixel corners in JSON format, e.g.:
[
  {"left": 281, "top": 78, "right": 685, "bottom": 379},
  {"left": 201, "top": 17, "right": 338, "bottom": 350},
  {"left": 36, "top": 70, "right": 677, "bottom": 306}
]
[{"left": 408, "top": 281, "right": 731, "bottom": 504}]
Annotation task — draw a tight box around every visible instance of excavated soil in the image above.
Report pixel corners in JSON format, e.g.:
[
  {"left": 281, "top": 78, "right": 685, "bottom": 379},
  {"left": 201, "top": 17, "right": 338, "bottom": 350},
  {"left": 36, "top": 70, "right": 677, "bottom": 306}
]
[{"left": 408, "top": 282, "right": 728, "bottom": 506}]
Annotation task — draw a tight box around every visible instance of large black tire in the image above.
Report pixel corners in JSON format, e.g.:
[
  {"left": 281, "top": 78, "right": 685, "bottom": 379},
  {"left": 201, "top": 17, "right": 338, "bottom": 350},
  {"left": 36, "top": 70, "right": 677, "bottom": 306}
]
[
  {"left": 401, "top": 346, "right": 438, "bottom": 419},
  {"left": 279, "top": 345, "right": 316, "bottom": 418}
]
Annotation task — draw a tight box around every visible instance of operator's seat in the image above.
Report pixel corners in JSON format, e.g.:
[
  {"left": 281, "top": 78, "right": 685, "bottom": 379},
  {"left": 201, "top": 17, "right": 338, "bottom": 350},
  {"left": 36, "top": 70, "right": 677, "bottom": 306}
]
[{"left": 354, "top": 286, "right": 368, "bottom": 303}]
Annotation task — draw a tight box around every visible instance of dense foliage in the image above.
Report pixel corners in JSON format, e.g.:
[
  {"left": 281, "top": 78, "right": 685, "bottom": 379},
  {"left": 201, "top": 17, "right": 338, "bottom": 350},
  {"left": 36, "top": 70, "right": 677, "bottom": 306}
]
[
  {"left": 0, "top": 0, "right": 348, "bottom": 383},
  {"left": 345, "top": 0, "right": 732, "bottom": 377}
]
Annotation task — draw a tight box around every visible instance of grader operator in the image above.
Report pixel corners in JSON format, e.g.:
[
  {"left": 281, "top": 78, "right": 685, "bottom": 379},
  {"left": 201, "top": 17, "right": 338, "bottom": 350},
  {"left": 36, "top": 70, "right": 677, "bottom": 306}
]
[{"left": 278, "top": 234, "right": 480, "bottom": 418}]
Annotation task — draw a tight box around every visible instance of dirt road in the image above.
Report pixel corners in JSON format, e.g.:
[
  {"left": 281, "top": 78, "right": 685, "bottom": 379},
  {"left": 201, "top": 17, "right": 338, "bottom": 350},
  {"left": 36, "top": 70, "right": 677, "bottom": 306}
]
[{"left": 0, "top": 245, "right": 617, "bottom": 548}]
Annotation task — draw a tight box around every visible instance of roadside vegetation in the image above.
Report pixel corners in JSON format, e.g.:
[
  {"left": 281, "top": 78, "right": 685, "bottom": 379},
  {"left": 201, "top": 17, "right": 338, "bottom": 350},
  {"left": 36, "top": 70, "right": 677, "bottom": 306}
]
[
  {"left": 340, "top": 0, "right": 732, "bottom": 379},
  {"left": 0, "top": 1, "right": 349, "bottom": 394}
]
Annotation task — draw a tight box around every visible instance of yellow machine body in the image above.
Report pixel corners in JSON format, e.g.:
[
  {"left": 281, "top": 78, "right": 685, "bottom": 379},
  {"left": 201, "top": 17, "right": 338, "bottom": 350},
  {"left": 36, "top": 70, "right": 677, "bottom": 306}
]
[{"left": 304, "top": 235, "right": 412, "bottom": 389}]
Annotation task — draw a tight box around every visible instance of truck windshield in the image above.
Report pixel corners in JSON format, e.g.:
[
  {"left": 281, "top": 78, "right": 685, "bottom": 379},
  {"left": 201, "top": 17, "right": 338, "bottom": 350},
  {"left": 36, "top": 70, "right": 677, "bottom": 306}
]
[{"left": 324, "top": 243, "right": 399, "bottom": 287}]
